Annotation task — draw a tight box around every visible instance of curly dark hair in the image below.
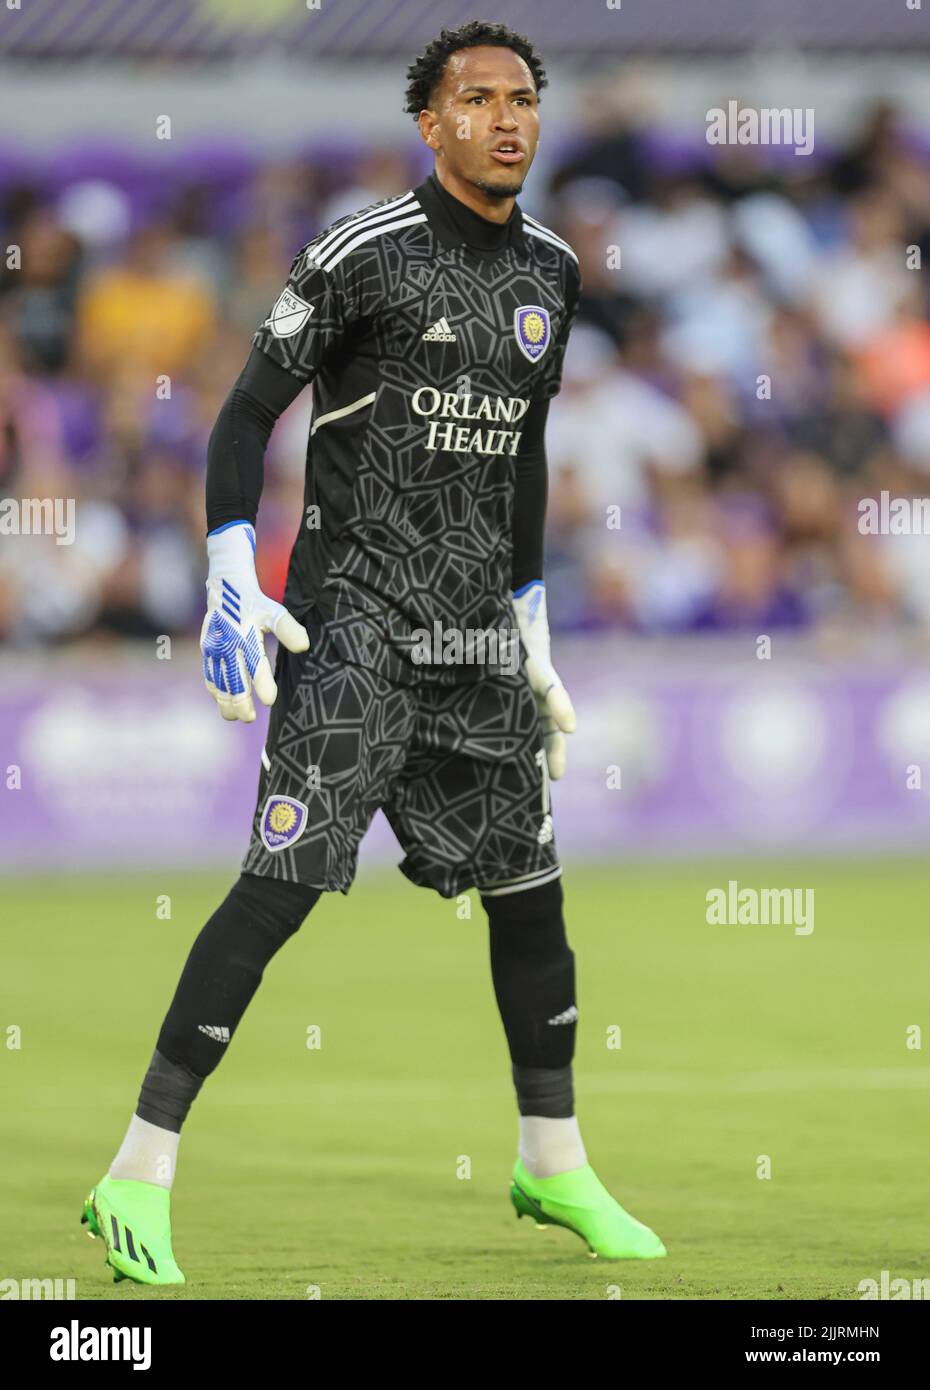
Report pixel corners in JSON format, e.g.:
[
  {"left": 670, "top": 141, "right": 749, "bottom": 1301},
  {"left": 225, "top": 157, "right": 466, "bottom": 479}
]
[{"left": 404, "top": 20, "right": 547, "bottom": 121}]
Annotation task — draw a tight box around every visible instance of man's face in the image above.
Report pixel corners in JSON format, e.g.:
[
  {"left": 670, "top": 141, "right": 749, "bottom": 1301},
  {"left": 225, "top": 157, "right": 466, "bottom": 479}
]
[{"left": 420, "top": 45, "right": 540, "bottom": 198}]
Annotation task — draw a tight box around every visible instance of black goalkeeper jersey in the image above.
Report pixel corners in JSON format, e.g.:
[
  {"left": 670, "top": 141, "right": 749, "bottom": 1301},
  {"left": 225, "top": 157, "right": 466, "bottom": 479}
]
[{"left": 252, "top": 171, "right": 581, "bottom": 685}]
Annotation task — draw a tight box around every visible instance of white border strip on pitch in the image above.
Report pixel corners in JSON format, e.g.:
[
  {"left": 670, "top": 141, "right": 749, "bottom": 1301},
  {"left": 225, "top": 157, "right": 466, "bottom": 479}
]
[
  {"left": 524, "top": 223, "right": 579, "bottom": 263},
  {"left": 478, "top": 864, "right": 563, "bottom": 897},
  {"left": 310, "top": 191, "right": 417, "bottom": 263},
  {"left": 310, "top": 391, "right": 377, "bottom": 436},
  {"left": 322, "top": 213, "right": 428, "bottom": 271}
]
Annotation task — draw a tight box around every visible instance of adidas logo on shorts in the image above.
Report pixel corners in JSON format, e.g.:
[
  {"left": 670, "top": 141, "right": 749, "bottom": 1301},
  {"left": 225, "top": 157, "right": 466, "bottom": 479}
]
[
  {"left": 547, "top": 1006, "right": 578, "bottom": 1026},
  {"left": 197, "top": 1024, "right": 230, "bottom": 1043},
  {"left": 422, "top": 316, "right": 456, "bottom": 342}
]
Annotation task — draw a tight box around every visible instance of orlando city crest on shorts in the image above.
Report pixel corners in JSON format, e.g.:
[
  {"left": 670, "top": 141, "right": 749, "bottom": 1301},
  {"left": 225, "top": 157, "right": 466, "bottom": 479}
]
[
  {"left": 260, "top": 795, "right": 309, "bottom": 852},
  {"left": 514, "top": 305, "right": 551, "bottom": 362}
]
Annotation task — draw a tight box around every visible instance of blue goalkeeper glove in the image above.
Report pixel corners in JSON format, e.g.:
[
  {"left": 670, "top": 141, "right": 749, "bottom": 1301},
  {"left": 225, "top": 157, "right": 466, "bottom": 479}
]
[
  {"left": 200, "top": 521, "right": 309, "bottom": 723},
  {"left": 511, "top": 580, "right": 577, "bottom": 780}
]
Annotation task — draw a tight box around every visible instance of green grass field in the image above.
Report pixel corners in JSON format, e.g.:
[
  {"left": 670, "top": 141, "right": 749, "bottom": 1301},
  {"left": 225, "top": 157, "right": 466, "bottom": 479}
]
[{"left": 3, "top": 859, "right": 929, "bottom": 1300}]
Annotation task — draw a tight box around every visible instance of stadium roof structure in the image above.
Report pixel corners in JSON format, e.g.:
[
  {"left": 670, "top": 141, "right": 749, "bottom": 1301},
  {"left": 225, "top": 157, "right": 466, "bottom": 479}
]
[{"left": 0, "top": 0, "right": 926, "bottom": 60}]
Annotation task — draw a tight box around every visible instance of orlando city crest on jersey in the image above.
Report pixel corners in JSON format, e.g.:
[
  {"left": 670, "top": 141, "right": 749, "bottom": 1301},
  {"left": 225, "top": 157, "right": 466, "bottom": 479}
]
[{"left": 514, "top": 305, "right": 551, "bottom": 363}]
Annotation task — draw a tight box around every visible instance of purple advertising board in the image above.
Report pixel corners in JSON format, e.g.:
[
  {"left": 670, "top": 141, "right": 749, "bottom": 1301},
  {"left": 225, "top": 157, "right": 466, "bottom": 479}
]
[{"left": 2, "top": 638, "right": 929, "bottom": 872}]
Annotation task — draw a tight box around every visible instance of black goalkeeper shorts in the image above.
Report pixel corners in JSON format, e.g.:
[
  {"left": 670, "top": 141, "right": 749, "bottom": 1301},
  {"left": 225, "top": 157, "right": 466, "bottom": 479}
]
[{"left": 241, "top": 626, "right": 560, "bottom": 899}]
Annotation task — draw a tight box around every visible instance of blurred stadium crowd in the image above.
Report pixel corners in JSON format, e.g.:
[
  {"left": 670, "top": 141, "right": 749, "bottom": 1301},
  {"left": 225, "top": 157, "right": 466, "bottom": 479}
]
[{"left": 3, "top": 96, "right": 930, "bottom": 645}]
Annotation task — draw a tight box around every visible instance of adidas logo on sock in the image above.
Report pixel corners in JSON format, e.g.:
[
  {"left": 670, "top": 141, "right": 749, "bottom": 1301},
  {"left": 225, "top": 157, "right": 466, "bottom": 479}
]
[
  {"left": 547, "top": 1005, "right": 578, "bottom": 1026},
  {"left": 422, "top": 316, "right": 456, "bottom": 342},
  {"left": 197, "top": 1025, "right": 230, "bottom": 1043}
]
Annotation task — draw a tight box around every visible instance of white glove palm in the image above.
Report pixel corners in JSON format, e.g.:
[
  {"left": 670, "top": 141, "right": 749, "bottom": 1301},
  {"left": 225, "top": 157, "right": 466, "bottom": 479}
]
[
  {"left": 200, "top": 521, "right": 309, "bottom": 723},
  {"left": 512, "top": 581, "right": 576, "bottom": 780}
]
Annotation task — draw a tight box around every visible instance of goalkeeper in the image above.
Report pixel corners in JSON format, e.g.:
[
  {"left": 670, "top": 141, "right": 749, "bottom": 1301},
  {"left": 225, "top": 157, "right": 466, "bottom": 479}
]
[{"left": 81, "top": 20, "right": 666, "bottom": 1285}]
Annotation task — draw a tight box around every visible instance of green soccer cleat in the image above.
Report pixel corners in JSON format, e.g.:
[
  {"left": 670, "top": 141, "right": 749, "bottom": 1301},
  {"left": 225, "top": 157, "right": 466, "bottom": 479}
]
[
  {"left": 81, "top": 1174, "right": 185, "bottom": 1286},
  {"left": 510, "top": 1158, "right": 667, "bottom": 1260}
]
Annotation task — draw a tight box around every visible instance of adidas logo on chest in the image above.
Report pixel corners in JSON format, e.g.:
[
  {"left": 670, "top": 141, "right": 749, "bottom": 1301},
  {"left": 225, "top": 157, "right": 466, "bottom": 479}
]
[{"left": 422, "top": 317, "right": 457, "bottom": 342}]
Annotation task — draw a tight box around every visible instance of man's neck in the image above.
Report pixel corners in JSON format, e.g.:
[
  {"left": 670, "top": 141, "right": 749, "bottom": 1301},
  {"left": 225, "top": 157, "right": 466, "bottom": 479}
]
[{"left": 433, "top": 163, "right": 515, "bottom": 225}]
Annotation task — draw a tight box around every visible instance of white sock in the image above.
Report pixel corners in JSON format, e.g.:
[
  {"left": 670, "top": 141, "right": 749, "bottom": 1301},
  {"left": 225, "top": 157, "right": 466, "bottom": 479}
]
[
  {"left": 519, "top": 1115, "right": 588, "bottom": 1178},
  {"left": 109, "top": 1114, "right": 179, "bottom": 1190}
]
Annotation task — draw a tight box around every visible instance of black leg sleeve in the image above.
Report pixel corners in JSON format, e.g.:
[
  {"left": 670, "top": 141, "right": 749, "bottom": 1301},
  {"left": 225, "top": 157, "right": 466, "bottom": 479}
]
[
  {"left": 137, "top": 873, "right": 320, "bottom": 1129},
  {"left": 483, "top": 877, "right": 577, "bottom": 1077}
]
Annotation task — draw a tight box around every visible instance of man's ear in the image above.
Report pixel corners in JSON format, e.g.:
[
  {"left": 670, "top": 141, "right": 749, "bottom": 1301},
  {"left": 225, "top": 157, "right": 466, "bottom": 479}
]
[{"left": 418, "top": 109, "right": 440, "bottom": 150}]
